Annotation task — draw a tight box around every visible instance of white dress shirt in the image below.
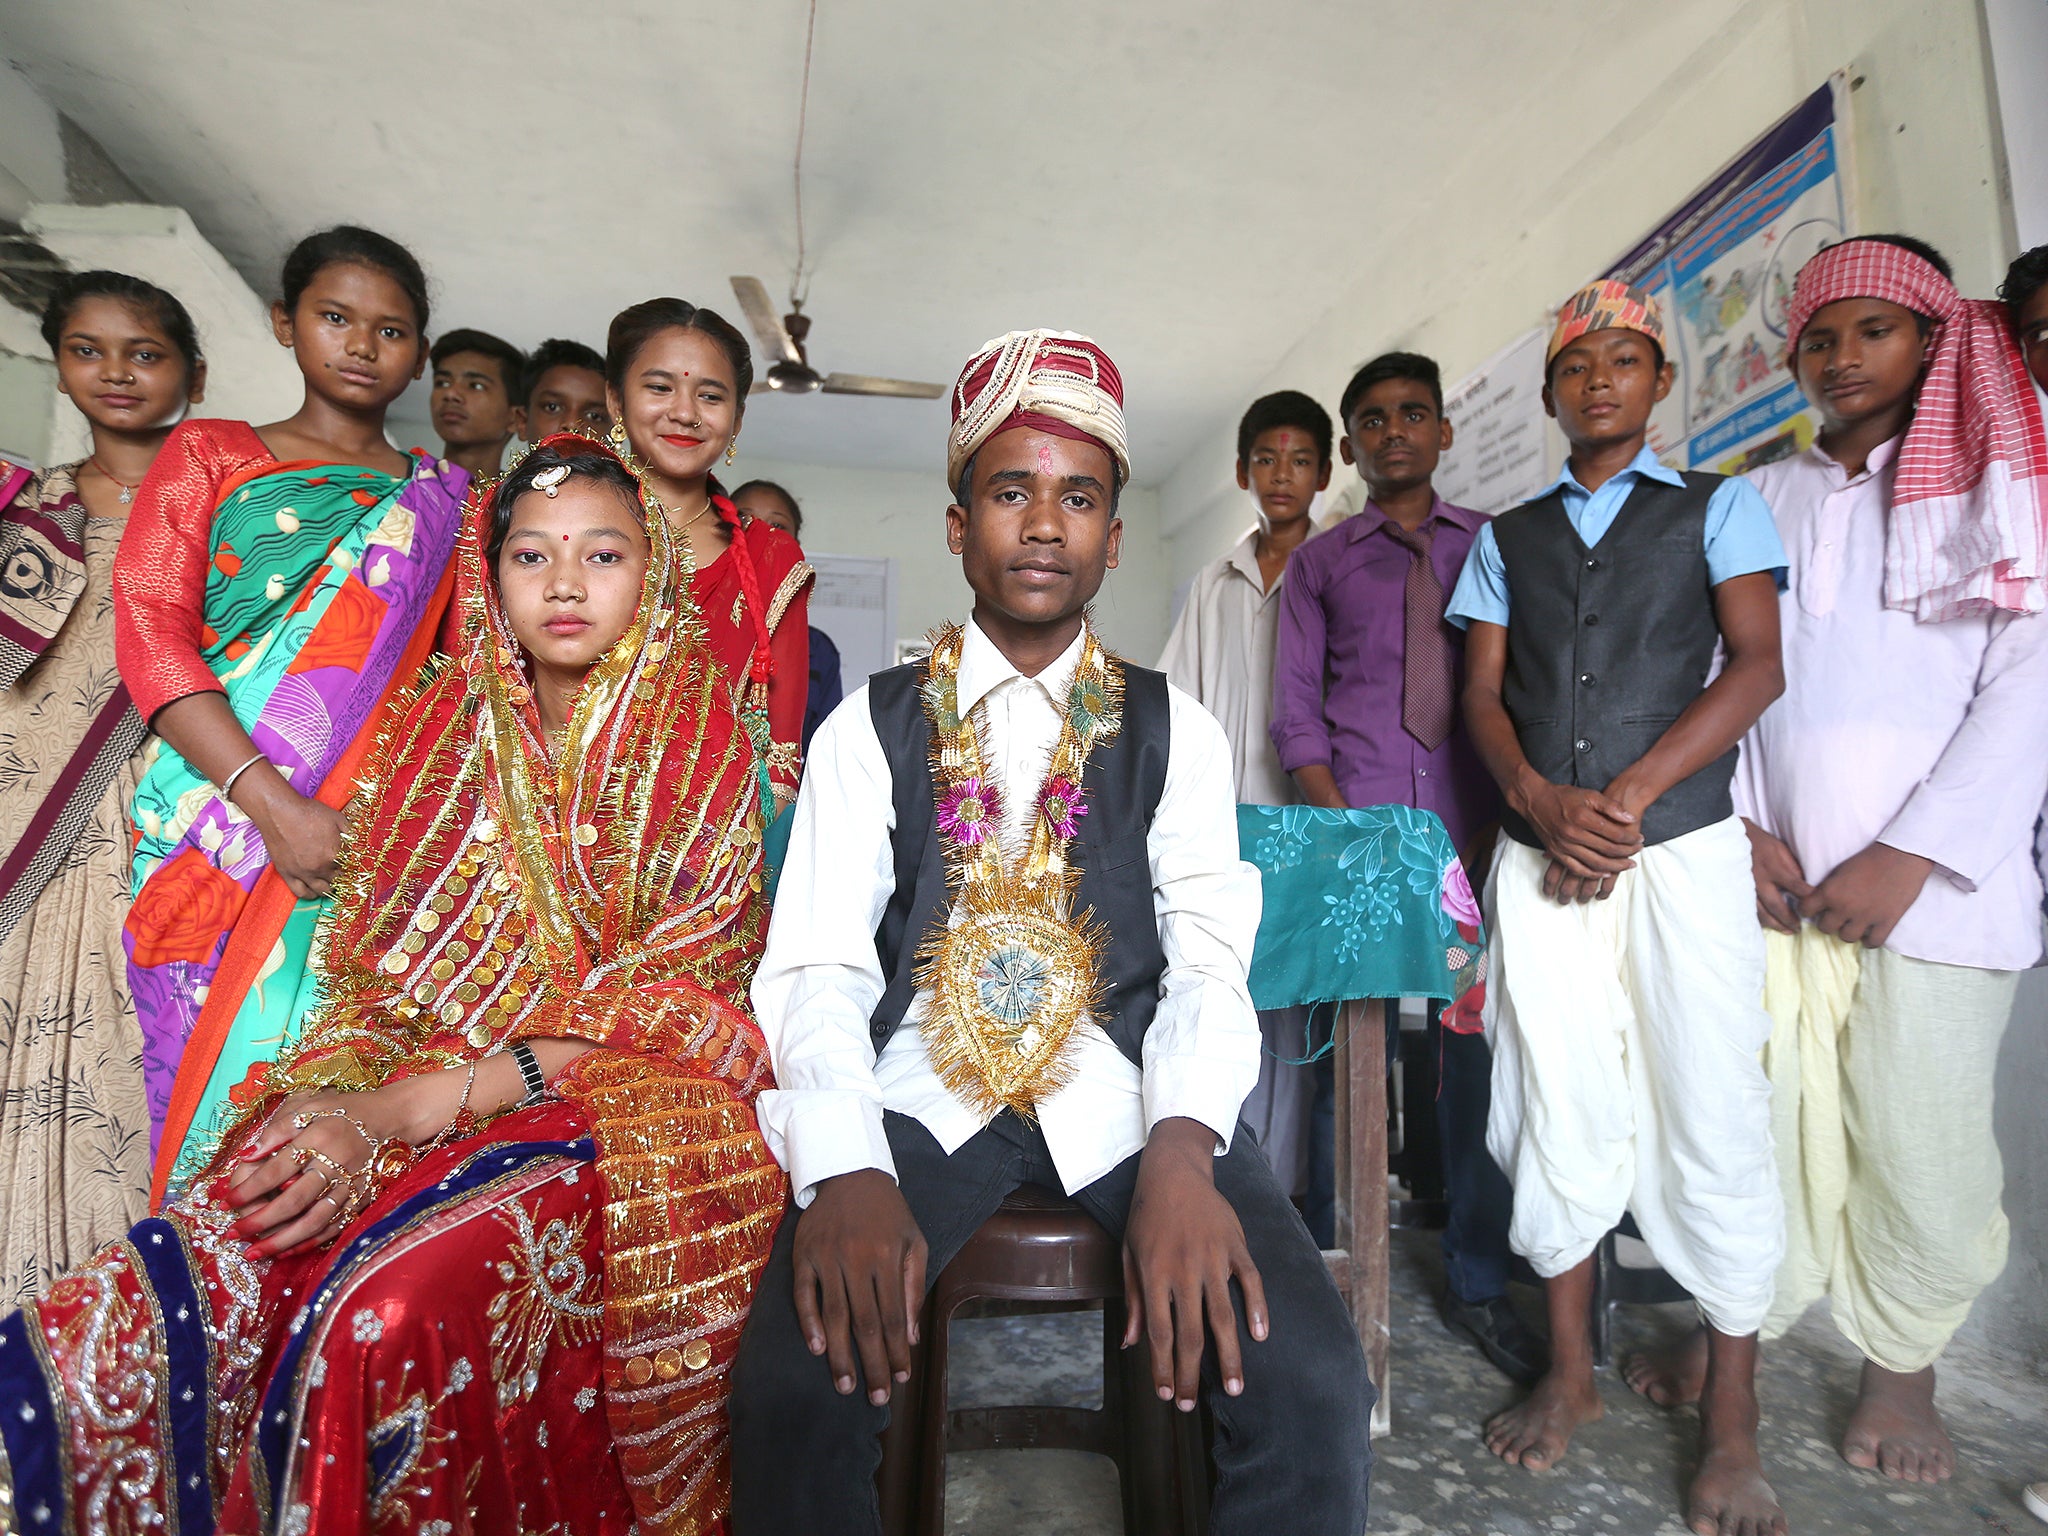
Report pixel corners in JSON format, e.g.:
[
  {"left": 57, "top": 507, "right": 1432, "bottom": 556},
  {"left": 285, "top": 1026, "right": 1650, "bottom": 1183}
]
[
  {"left": 752, "top": 618, "right": 1264, "bottom": 1205},
  {"left": 1157, "top": 527, "right": 1295, "bottom": 806},
  {"left": 1733, "top": 437, "right": 2048, "bottom": 971}
]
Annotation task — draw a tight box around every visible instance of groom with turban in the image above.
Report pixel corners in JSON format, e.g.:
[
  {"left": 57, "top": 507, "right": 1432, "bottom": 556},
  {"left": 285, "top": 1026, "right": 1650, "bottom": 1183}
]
[{"left": 730, "top": 331, "right": 1376, "bottom": 1533}]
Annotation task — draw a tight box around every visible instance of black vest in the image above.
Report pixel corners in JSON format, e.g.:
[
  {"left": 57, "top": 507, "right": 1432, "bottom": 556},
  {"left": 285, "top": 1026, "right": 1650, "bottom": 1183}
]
[
  {"left": 866, "top": 657, "right": 1171, "bottom": 1066},
  {"left": 1493, "top": 472, "right": 1732, "bottom": 849}
]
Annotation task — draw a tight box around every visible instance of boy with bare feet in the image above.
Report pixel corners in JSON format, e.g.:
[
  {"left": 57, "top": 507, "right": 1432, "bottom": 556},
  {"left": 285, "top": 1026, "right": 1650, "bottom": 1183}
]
[
  {"left": 1447, "top": 279, "right": 1790, "bottom": 1536},
  {"left": 1630, "top": 237, "right": 2048, "bottom": 1489}
]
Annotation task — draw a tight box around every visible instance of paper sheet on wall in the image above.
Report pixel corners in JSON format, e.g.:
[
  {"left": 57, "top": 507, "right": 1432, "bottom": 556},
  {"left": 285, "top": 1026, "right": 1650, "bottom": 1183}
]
[
  {"left": 1433, "top": 327, "right": 1553, "bottom": 514},
  {"left": 806, "top": 553, "right": 897, "bottom": 684},
  {"left": 1605, "top": 76, "right": 1857, "bottom": 475}
]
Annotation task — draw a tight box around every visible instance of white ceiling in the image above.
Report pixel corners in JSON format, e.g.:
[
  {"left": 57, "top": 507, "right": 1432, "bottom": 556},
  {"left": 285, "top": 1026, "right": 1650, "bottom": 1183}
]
[{"left": 3, "top": 0, "right": 1750, "bottom": 484}]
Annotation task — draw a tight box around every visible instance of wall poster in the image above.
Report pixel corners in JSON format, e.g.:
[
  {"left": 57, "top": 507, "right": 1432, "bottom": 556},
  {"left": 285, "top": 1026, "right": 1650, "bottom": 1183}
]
[{"left": 1605, "top": 76, "right": 1857, "bottom": 475}]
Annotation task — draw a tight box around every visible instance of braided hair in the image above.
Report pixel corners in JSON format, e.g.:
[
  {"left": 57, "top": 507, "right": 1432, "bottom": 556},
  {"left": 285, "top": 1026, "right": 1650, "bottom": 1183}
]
[{"left": 708, "top": 476, "right": 775, "bottom": 700}]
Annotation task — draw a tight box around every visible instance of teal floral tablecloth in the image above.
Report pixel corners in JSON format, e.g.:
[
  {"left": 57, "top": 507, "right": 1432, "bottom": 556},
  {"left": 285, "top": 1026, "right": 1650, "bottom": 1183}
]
[{"left": 1238, "top": 803, "right": 1486, "bottom": 1014}]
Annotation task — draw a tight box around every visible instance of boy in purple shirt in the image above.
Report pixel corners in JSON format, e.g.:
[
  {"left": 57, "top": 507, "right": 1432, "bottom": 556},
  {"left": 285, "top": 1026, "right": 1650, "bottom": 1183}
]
[{"left": 1269, "top": 352, "right": 1539, "bottom": 1385}]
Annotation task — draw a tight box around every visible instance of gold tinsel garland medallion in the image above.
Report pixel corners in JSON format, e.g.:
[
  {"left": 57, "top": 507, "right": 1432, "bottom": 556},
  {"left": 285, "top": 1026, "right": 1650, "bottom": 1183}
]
[{"left": 912, "top": 623, "right": 1123, "bottom": 1119}]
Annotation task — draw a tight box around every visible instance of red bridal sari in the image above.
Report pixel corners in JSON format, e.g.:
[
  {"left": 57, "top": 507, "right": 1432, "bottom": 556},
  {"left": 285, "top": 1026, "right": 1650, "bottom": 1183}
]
[{"left": 0, "top": 435, "right": 785, "bottom": 1535}]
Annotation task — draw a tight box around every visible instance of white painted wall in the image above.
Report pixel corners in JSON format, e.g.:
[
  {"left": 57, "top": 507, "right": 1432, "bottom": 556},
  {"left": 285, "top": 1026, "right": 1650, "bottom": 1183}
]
[
  {"left": 1985, "top": 0, "right": 2048, "bottom": 248},
  {"left": 1975, "top": 970, "right": 2048, "bottom": 1362},
  {"left": 1158, "top": 0, "right": 2015, "bottom": 581},
  {"left": 0, "top": 60, "right": 68, "bottom": 218},
  {"left": 729, "top": 453, "right": 1171, "bottom": 668}
]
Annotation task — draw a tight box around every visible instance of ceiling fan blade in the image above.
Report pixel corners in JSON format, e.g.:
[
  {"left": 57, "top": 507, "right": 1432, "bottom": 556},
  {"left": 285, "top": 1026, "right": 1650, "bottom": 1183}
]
[
  {"left": 729, "top": 276, "right": 801, "bottom": 366},
  {"left": 821, "top": 372, "right": 947, "bottom": 400}
]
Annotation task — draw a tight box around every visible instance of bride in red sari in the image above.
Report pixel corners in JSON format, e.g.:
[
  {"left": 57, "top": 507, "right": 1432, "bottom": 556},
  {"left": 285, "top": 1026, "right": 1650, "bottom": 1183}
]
[{"left": 0, "top": 433, "right": 784, "bottom": 1535}]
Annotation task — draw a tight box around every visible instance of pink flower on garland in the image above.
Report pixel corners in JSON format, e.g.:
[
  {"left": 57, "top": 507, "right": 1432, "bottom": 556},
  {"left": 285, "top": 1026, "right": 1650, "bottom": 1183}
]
[
  {"left": 1037, "top": 776, "right": 1088, "bottom": 840},
  {"left": 938, "top": 777, "right": 1001, "bottom": 846}
]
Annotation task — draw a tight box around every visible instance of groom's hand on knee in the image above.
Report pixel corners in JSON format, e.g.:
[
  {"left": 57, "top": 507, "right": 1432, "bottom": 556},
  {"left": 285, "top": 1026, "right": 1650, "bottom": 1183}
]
[
  {"left": 792, "top": 1169, "right": 927, "bottom": 1406},
  {"left": 1122, "top": 1118, "right": 1270, "bottom": 1414}
]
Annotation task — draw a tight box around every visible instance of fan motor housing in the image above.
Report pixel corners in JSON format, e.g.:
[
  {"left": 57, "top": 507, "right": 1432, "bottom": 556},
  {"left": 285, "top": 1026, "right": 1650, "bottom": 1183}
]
[{"left": 766, "top": 360, "right": 824, "bottom": 393}]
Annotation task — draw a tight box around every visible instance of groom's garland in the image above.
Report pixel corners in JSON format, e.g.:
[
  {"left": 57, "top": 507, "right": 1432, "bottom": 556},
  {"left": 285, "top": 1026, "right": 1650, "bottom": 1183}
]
[{"left": 912, "top": 623, "right": 1122, "bottom": 1119}]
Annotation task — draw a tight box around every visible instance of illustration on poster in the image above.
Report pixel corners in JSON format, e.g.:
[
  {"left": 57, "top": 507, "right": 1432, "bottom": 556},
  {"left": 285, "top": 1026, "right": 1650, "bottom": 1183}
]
[{"left": 1603, "top": 78, "right": 1854, "bottom": 477}]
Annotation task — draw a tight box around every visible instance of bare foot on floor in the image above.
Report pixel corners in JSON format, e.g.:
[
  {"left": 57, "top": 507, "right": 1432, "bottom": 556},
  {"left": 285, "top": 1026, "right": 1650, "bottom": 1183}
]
[
  {"left": 1842, "top": 1361, "right": 1954, "bottom": 1483},
  {"left": 1689, "top": 1373, "right": 1785, "bottom": 1536},
  {"left": 1485, "top": 1369, "right": 1604, "bottom": 1471},
  {"left": 1624, "top": 1324, "right": 1710, "bottom": 1408},
  {"left": 1688, "top": 1442, "right": 1787, "bottom": 1536}
]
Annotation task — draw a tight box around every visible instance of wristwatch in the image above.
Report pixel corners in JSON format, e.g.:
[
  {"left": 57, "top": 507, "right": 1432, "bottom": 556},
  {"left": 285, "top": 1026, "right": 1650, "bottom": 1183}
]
[{"left": 507, "top": 1041, "right": 548, "bottom": 1107}]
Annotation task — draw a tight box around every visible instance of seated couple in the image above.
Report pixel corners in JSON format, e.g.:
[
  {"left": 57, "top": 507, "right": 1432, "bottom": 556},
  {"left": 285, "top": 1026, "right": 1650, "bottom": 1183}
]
[{"left": 0, "top": 336, "right": 1375, "bottom": 1535}]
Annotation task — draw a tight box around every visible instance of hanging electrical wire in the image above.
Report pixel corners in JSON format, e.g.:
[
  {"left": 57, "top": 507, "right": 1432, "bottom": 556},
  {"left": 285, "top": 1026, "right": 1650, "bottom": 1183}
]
[{"left": 790, "top": 0, "right": 819, "bottom": 308}]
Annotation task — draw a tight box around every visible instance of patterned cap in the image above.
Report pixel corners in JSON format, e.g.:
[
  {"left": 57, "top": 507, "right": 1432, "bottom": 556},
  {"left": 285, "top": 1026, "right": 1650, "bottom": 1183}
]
[
  {"left": 1547, "top": 278, "right": 1666, "bottom": 366},
  {"left": 947, "top": 330, "right": 1130, "bottom": 490}
]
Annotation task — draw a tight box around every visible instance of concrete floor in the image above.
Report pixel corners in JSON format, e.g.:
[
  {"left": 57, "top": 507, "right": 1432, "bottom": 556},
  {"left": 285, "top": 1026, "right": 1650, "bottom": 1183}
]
[{"left": 941, "top": 1229, "right": 2048, "bottom": 1535}]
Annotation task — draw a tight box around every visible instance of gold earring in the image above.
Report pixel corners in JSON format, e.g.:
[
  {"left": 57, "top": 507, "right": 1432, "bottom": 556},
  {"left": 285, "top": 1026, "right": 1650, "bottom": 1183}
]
[
  {"left": 725, "top": 436, "right": 738, "bottom": 466},
  {"left": 608, "top": 421, "right": 628, "bottom": 451}
]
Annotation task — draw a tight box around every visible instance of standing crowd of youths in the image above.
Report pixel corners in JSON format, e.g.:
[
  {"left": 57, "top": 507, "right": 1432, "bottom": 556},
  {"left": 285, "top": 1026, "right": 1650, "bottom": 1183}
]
[
  {"left": 0, "top": 217, "right": 2040, "bottom": 1536},
  {"left": 1162, "top": 235, "right": 2048, "bottom": 1535}
]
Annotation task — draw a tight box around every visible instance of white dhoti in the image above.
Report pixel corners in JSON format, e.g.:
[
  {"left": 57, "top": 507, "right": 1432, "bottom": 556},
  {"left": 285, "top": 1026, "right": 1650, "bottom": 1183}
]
[
  {"left": 1484, "top": 816, "right": 1782, "bottom": 1335},
  {"left": 1758, "top": 927, "right": 2018, "bottom": 1370}
]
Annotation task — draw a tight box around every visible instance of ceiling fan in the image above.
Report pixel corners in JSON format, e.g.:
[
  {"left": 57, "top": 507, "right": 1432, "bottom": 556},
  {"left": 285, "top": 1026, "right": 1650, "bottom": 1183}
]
[{"left": 729, "top": 276, "right": 945, "bottom": 400}]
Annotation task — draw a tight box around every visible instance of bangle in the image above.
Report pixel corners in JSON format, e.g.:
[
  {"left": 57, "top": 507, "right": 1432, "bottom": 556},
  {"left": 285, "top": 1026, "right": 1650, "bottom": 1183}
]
[
  {"left": 221, "top": 752, "right": 267, "bottom": 802},
  {"left": 506, "top": 1041, "right": 547, "bottom": 1106},
  {"left": 423, "top": 1061, "right": 480, "bottom": 1152}
]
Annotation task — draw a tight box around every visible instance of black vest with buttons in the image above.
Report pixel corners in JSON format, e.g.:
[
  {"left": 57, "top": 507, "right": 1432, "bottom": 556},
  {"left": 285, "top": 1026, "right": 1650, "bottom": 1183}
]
[
  {"left": 1492, "top": 471, "right": 1731, "bottom": 849},
  {"left": 865, "top": 656, "right": 1172, "bottom": 1065}
]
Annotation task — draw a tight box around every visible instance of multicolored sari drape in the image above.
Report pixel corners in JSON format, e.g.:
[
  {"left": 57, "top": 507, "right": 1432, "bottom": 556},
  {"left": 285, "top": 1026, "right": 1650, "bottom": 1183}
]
[
  {"left": 123, "top": 455, "right": 467, "bottom": 1182},
  {"left": 1, "top": 432, "right": 785, "bottom": 1535}
]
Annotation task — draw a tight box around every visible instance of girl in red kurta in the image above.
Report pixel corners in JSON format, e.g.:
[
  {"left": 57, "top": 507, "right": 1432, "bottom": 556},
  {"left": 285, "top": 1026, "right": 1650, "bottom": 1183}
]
[{"left": 603, "top": 298, "right": 812, "bottom": 810}]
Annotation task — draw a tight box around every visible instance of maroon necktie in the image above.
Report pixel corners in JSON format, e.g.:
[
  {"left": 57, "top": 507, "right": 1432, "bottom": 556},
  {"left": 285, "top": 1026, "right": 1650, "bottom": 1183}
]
[{"left": 1383, "top": 520, "right": 1456, "bottom": 750}]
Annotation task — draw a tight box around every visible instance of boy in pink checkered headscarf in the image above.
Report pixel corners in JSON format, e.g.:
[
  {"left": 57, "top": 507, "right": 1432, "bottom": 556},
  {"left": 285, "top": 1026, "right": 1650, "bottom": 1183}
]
[{"left": 1634, "top": 234, "right": 2048, "bottom": 1494}]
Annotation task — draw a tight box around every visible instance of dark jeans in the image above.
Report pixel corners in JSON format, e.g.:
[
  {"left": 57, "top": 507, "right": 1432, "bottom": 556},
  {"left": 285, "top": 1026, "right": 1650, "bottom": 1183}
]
[
  {"left": 1302, "top": 1005, "right": 1513, "bottom": 1303},
  {"left": 729, "top": 1111, "right": 1375, "bottom": 1536}
]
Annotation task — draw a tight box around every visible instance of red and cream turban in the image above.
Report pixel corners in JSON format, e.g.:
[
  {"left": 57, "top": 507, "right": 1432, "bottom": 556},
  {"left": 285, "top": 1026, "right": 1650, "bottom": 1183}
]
[
  {"left": 946, "top": 330, "right": 1130, "bottom": 491},
  {"left": 1790, "top": 239, "right": 2048, "bottom": 621},
  {"left": 1547, "top": 278, "right": 1667, "bottom": 368}
]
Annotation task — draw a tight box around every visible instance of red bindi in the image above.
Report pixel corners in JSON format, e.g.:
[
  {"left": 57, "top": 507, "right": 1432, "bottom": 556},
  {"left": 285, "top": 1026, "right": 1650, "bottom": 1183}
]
[
  {"left": 562, "top": 534, "right": 570, "bottom": 541},
  {"left": 1036, "top": 442, "right": 1056, "bottom": 475}
]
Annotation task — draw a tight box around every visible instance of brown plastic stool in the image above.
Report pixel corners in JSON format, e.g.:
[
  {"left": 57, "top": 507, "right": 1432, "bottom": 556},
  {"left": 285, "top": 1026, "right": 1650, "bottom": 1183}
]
[{"left": 876, "top": 1184, "right": 1209, "bottom": 1536}]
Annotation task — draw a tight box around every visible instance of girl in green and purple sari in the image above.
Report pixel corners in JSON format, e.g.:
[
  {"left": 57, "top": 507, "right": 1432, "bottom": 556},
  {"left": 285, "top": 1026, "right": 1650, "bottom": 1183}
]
[{"left": 114, "top": 227, "right": 471, "bottom": 1196}]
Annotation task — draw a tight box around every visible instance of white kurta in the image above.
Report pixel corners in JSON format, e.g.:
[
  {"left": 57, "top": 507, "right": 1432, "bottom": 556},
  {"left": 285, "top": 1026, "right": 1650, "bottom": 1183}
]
[
  {"left": 1158, "top": 528, "right": 1294, "bottom": 806},
  {"left": 1158, "top": 527, "right": 1315, "bottom": 1191},
  {"left": 1733, "top": 436, "right": 2048, "bottom": 971}
]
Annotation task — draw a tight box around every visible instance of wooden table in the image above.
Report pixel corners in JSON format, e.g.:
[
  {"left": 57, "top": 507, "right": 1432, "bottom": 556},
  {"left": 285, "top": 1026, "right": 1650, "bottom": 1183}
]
[{"left": 1236, "top": 804, "right": 1486, "bottom": 1442}]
